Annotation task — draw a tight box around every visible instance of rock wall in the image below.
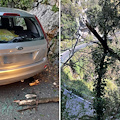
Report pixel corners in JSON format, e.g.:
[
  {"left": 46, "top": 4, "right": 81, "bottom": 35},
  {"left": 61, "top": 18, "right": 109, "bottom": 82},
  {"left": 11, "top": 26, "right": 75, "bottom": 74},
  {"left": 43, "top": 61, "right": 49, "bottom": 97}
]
[
  {"left": 30, "top": 1, "right": 59, "bottom": 65},
  {"left": 30, "top": 1, "right": 59, "bottom": 40}
]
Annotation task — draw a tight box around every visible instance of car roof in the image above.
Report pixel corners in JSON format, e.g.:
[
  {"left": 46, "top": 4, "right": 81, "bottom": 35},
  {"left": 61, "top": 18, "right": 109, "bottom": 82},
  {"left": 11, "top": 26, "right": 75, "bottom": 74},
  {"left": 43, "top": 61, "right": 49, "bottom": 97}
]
[{"left": 0, "top": 7, "right": 35, "bottom": 17}]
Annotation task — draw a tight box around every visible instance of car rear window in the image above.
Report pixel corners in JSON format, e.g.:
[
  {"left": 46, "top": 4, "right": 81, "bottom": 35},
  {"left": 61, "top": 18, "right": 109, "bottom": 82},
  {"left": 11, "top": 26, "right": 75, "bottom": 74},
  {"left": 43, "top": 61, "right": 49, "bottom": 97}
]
[{"left": 0, "top": 16, "right": 44, "bottom": 43}]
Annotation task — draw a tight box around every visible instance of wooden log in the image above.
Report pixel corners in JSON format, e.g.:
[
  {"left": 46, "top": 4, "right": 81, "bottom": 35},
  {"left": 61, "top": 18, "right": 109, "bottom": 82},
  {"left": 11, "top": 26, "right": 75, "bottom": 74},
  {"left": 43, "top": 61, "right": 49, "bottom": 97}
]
[{"left": 14, "top": 97, "right": 59, "bottom": 106}]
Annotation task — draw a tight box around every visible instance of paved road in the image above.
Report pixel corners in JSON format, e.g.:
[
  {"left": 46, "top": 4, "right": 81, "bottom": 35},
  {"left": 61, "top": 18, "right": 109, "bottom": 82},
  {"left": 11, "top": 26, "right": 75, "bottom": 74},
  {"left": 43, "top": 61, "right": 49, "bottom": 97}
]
[
  {"left": 60, "top": 42, "right": 94, "bottom": 67},
  {"left": 60, "top": 31, "right": 118, "bottom": 67},
  {"left": 0, "top": 68, "right": 59, "bottom": 120},
  {"left": 63, "top": 89, "right": 94, "bottom": 119}
]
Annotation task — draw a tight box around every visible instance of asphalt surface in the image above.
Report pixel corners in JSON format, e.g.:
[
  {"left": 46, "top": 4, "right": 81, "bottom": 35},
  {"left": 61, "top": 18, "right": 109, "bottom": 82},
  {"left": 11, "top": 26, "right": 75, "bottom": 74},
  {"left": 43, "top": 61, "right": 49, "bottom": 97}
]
[
  {"left": 60, "top": 41, "right": 94, "bottom": 67},
  {"left": 63, "top": 89, "right": 93, "bottom": 118},
  {"left": 0, "top": 66, "right": 59, "bottom": 120}
]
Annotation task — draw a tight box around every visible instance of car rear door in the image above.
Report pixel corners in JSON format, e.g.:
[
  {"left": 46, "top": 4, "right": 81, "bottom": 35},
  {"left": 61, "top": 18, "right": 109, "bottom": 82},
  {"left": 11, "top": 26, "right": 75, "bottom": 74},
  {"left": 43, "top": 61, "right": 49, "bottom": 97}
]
[{"left": 0, "top": 15, "right": 48, "bottom": 70}]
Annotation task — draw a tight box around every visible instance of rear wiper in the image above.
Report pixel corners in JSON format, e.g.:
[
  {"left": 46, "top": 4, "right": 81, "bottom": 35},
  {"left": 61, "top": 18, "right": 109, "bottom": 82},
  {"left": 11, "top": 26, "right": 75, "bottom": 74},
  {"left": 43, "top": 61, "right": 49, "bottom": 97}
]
[{"left": 8, "top": 35, "right": 28, "bottom": 43}]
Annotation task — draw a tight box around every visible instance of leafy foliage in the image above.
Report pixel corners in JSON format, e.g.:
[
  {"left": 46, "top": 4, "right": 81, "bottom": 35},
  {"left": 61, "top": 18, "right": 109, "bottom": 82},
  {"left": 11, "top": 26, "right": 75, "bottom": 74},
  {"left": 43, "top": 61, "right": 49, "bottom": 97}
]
[
  {"left": 86, "top": 0, "right": 120, "bottom": 119},
  {"left": 61, "top": 0, "right": 120, "bottom": 119},
  {"left": 0, "top": 0, "right": 34, "bottom": 10},
  {"left": 61, "top": 0, "right": 81, "bottom": 40},
  {"left": 41, "top": 0, "right": 48, "bottom": 4},
  {"left": 52, "top": 5, "right": 59, "bottom": 12},
  {"left": 87, "top": 0, "right": 120, "bottom": 36},
  {"left": 62, "top": 0, "right": 120, "bottom": 119}
]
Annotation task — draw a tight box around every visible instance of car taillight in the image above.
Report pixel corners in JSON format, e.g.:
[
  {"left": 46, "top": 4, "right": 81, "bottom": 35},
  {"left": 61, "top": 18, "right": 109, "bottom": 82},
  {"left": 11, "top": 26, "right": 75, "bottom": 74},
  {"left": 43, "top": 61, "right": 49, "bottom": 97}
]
[
  {"left": 3, "top": 13, "right": 20, "bottom": 16},
  {"left": 44, "top": 65, "right": 47, "bottom": 69},
  {"left": 35, "top": 16, "right": 48, "bottom": 42}
]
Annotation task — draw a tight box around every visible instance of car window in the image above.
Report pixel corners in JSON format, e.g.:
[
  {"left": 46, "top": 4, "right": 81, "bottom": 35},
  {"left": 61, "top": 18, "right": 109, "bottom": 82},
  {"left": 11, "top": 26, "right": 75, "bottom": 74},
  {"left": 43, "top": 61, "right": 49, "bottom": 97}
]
[
  {"left": 0, "top": 16, "right": 44, "bottom": 43},
  {"left": 14, "top": 17, "right": 27, "bottom": 30}
]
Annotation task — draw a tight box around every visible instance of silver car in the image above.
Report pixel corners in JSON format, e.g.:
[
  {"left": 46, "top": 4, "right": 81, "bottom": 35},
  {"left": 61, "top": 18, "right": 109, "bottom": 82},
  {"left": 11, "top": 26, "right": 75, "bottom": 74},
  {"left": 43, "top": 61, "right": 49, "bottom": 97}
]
[{"left": 0, "top": 7, "right": 48, "bottom": 85}]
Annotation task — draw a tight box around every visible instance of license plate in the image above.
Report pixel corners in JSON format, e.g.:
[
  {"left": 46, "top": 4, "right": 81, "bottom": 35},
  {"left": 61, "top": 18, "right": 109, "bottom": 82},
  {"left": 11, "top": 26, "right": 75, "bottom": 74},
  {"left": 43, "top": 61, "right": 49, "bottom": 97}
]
[{"left": 3, "top": 53, "right": 33, "bottom": 64}]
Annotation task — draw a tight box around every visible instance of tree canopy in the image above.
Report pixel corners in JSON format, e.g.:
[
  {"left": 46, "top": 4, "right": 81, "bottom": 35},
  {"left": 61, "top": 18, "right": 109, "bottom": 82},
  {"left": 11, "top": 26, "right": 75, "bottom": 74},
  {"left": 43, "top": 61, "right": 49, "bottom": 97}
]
[
  {"left": 61, "top": 0, "right": 120, "bottom": 119},
  {"left": 86, "top": 0, "right": 120, "bottom": 119}
]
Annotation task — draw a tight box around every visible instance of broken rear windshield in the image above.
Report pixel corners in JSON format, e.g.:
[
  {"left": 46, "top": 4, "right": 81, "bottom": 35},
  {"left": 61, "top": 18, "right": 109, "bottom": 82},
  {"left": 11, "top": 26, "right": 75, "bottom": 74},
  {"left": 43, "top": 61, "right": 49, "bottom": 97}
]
[{"left": 0, "top": 16, "right": 44, "bottom": 43}]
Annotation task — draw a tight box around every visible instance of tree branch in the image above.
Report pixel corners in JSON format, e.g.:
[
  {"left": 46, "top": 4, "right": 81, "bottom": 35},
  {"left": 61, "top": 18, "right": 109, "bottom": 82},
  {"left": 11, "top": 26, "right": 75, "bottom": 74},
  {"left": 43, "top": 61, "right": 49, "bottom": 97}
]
[
  {"left": 86, "top": 21, "right": 120, "bottom": 61},
  {"left": 108, "top": 48, "right": 120, "bottom": 61},
  {"left": 86, "top": 21, "right": 109, "bottom": 52},
  {"left": 114, "top": 1, "right": 120, "bottom": 10},
  {"left": 61, "top": 29, "right": 80, "bottom": 69}
]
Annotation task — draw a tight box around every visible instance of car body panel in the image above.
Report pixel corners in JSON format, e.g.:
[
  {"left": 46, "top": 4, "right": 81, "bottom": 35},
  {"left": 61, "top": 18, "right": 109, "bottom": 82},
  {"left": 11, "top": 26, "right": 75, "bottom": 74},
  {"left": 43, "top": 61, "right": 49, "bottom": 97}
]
[
  {"left": 0, "top": 40, "right": 47, "bottom": 69},
  {"left": 0, "top": 7, "right": 48, "bottom": 85},
  {"left": 0, "top": 7, "right": 34, "bottom": 17},
  {"left": 0, "top": 57, "right": 47, "bottom": 85}
]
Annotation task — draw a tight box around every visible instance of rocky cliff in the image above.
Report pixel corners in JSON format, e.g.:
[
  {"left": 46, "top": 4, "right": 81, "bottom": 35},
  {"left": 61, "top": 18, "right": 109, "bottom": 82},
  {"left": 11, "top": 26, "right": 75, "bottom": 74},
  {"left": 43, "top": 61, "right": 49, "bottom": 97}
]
[
  {"left": 30, "top": 0, "right": 59, "bottom": 41},
  {"left": 30, "top": 1, "right": 59, "bottom": 65}
]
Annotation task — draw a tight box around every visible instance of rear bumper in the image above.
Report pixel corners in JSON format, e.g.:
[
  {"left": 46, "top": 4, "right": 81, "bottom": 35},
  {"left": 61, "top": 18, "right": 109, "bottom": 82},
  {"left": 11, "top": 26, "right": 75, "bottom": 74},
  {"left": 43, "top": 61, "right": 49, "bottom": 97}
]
[{"left": 0, "top": 57, "right": 48, "bottom": 85}]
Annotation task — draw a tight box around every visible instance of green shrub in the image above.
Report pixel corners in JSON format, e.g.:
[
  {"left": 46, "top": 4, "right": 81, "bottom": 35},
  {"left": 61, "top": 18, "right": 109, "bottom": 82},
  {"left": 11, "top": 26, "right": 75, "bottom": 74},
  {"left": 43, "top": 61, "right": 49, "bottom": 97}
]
[{"left": 52, "top": 5, "right": 59, "bottom": 12}]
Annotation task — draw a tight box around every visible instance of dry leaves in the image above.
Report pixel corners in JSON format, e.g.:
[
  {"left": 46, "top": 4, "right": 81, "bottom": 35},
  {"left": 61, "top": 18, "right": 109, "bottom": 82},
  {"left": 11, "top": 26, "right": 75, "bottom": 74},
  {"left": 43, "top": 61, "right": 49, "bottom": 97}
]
[{"left": 29, "top": 79, "right": 40, "bottom": 86}]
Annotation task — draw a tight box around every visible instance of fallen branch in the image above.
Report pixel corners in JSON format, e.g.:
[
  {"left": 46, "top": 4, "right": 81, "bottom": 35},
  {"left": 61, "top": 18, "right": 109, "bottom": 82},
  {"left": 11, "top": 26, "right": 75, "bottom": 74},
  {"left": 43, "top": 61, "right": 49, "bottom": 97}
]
[
  {"left": 17, "top": 106, "right": 37, "bottom": 112},
  {"left": 14, "top": 97, "right": 59, "bottom": 106}
]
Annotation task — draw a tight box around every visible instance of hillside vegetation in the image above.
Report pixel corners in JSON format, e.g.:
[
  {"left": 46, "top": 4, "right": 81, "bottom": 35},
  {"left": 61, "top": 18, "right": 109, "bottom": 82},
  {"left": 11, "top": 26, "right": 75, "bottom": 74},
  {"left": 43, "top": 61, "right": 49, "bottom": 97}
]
[{"left": 61, "top": 0, "right": 120, "bottom": 119}]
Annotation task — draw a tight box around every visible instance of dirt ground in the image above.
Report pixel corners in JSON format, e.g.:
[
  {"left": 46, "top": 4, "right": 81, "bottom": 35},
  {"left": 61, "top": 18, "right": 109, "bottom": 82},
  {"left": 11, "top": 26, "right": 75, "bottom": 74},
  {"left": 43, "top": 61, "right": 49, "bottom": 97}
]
[{"left": 0, "top": 63, "right": 59, "bottom": 120}]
